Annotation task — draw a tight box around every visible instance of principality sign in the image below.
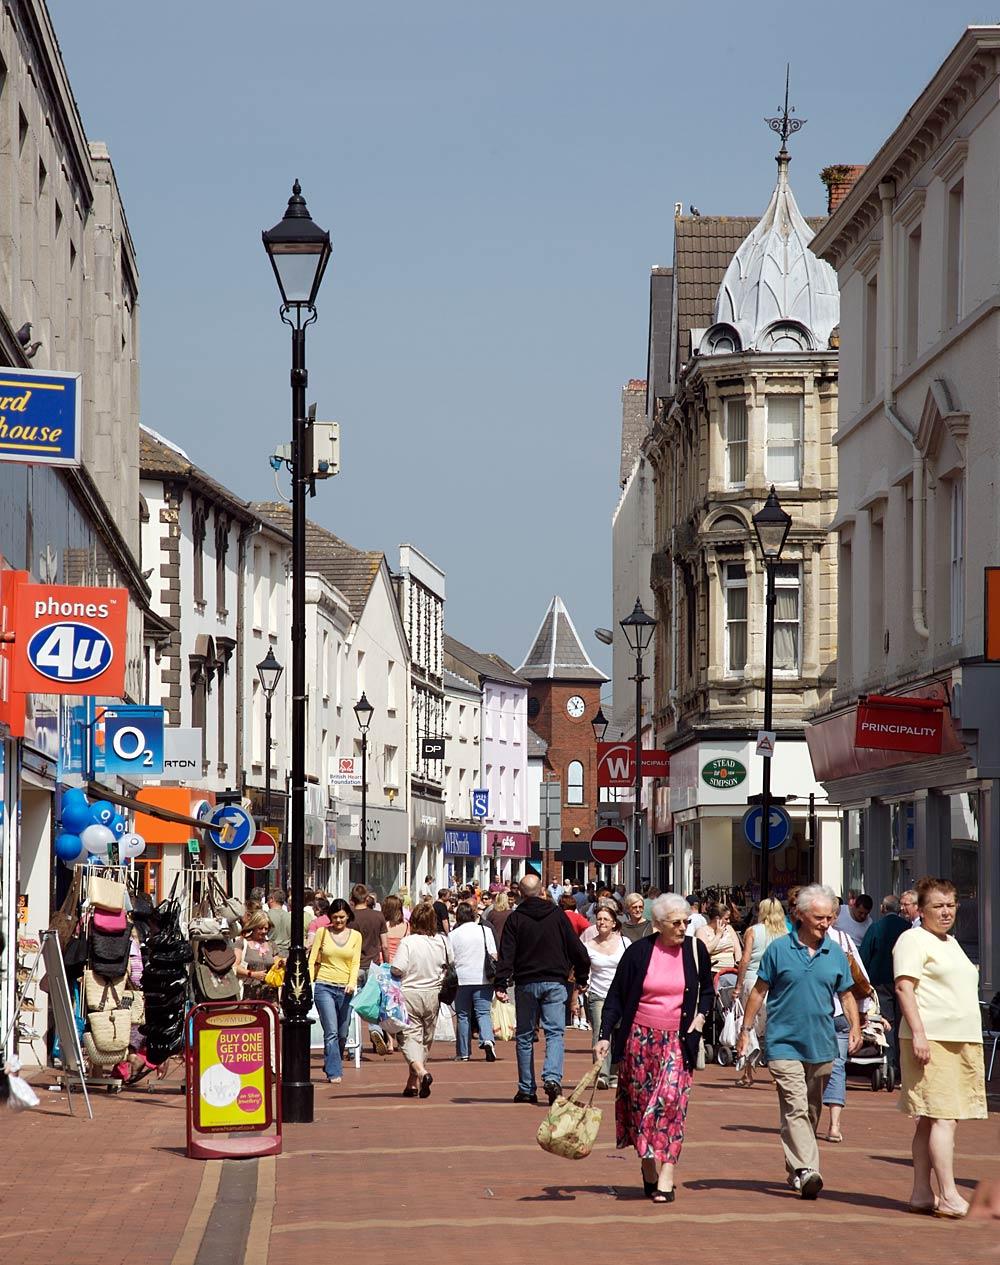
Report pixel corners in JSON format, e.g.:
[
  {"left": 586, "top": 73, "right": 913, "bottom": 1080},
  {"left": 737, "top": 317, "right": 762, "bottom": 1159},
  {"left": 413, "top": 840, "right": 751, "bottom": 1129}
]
[
  {"left": 598, "top": 743, "right": 670, "bottom": 787},
  {"left": 0, "top": 368, "right": 81, "bottom": 467},
  {"left": 854, "top": 695, "right": 945, "bottom": 756},
  {"left": 12, "top": 583, "right": 128, "bottom": 696},
  {"left": 701, "top": 757, "right": 747, "bottom": 790}
]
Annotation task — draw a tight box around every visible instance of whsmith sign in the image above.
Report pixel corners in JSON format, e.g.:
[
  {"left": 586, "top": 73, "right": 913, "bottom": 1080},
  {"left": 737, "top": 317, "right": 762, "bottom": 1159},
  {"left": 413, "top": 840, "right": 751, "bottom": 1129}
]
[{"left": 0, "top": 369, "right": 81, "bottom": 467}]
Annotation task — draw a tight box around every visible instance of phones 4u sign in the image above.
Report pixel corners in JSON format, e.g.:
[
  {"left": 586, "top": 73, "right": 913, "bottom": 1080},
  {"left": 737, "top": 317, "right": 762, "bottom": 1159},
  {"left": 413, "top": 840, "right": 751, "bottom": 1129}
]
[{"left": 11, "top": 582, "right": 128, "bottom": 697}]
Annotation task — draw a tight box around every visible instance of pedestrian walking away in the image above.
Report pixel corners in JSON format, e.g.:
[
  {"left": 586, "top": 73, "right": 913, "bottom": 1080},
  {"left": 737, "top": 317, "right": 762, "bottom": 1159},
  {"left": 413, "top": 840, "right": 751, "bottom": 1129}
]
[
  {"left": 308, "top": 898, "right": 362, "bottom": 1085},
  {"left": 737, "top": 884, "right": 861, "bottom": 1200},
  {"left": 822, "top": 923, "right": 874, "bottom": 1143},
  {"left": 390, "top": 901, "right": 450, "bottom": 1098},
  {"left": 732, "top": 897, "right": 788, "bottom": 1087},
  {"left": 494, "top": 873, "right": 590, "bottom": 1105},
  {"left": 594, "top": 893, "right": 714, "bottom": 1204},
  {"left": 580, "top": 906, "right": 628, "bottom": 1087},
  {"left": 449, "top": 901, "right": 498, "bottom": 1062},
  {"left": 860, "top": 894, "right": 910, "bottom": 1078},
  {"left": 893, "top": 877, "right": 987, "bottom": 1219}
]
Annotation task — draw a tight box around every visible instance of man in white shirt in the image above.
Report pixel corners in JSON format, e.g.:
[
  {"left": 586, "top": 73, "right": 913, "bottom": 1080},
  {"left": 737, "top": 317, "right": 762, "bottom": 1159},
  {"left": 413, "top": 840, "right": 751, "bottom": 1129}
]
[
  {"left": 832, "top": 893, "right": 873, "bottom": 946},
  {"left": 686, "top": 896, "right": 708, "bottom": 938},
  {"left": 900, "top": 889, "right": 921, "bottom": 926}
]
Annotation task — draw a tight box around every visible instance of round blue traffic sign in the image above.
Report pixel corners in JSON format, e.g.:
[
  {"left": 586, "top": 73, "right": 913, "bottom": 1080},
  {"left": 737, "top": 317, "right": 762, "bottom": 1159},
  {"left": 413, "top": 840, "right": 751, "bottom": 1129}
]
[
  {"left": 207, "top": 803, "right": 254, "bottom": 852},
  {"left": 742, "top": 804, "right": 792, "bottom": 851}
]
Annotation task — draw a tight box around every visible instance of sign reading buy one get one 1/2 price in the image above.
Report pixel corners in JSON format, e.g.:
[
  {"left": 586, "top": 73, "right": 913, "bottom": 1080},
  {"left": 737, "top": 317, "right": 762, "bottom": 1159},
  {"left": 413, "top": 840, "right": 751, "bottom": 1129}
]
[{"left": 0, "top": 369, "right": 81, "bottom": 468}]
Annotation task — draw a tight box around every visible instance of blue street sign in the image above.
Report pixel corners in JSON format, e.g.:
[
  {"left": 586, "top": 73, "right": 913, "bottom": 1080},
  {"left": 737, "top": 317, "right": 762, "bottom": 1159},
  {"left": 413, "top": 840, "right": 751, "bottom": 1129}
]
[
  {"left": 742, "top": 804, "right": 792, "bottom": 851},
  {"left": 101, "top": 705, "right": 165, "bottom": 776},
  {"left": 0, "top": 368, "right": 81, "bottom": 467},
  {"left": 208, "top": 803, "right": 254, "bottom": 852},
  {"left": 471, "top": 788, "right": 489, "bottom": 819}
]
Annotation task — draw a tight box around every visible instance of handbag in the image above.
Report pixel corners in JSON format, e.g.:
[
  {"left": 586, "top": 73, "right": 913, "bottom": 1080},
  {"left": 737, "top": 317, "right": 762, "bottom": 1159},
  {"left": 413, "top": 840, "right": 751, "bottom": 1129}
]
[
  {"left": 536, "top": 1062, "right": 603, "bottom": 1160},
  {"left": 831, "top": 928, "right": 874, "bottom": 1001},
  {"left": 439, "top": 936, "right": 458, "bottom": 1006},
  {"left": 49, "top": 868, "right": 83, "bottom": 949},
  {"left": 83, "top": 969, "right": 127, "bottom": 1014},
  {"left": 89, "top": 876, "right": 126, "bottom": 913},
  {"left": 88, "top": 926, "right": 131, "bottom": 978},
  {"left": 264, "top": 962, "right": 285, "bottom": 990},
  {"left": 693, "top": 938, "right": 707, "bottom": 1070},
  {"left": 482, "top": 926, "right": 496, "bottom": 982},
  {"left": 88, "top": 1008, "right": 131, "bottom": 1054}
]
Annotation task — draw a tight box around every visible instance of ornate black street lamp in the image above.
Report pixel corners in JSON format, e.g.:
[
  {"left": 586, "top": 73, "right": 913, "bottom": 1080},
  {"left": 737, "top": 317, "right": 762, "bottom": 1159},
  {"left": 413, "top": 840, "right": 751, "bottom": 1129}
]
[
  {"left": 620, "top": 598, "right": 657, "bottom": 892},
  {"left": 353, "top": 692, "right": 374, "bottom": 886},
  {"left": 262, "top": 180, "right": 332, "bottom": 1125},
  {"left": 752, "top": 486, "right": 792, "bottom": 900},
  {"left": 256, "top": 647, "right": 283, "bottom": 881}
]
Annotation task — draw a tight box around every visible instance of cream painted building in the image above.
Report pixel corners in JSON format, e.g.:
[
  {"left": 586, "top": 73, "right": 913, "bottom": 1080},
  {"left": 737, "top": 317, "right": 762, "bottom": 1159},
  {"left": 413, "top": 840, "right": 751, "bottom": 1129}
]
[
  {"left": 807, "top": 26, "right": 1000, "bottom": 989},
  {"left": 642, "top": 142, "right": 842, "bottom": 898}
]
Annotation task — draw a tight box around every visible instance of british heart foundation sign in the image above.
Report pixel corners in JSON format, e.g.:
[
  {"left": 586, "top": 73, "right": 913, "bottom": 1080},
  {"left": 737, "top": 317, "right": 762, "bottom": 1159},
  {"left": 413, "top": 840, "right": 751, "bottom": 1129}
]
[
  {"left": 855, "top": 695, "right": 945, "bottom": 756},
  {"left": 11, "top": 583, "right": 128, "bottom": 697}
]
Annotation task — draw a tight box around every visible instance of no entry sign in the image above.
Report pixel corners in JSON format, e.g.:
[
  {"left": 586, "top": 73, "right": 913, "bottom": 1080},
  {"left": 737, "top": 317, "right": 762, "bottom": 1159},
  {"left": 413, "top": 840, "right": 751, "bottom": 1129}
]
[
  {"left": 241, "top": 830, "right": 277, "bottom": 871},
  {"left": 590, "top": 826, "right": 628, "bottom": 866}
]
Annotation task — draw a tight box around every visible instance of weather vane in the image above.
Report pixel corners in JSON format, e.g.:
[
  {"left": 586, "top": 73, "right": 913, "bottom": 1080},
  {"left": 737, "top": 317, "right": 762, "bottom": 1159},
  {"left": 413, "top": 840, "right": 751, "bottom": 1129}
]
[{"left": 765, "top": 65, "right": 805, "bottom": 154}]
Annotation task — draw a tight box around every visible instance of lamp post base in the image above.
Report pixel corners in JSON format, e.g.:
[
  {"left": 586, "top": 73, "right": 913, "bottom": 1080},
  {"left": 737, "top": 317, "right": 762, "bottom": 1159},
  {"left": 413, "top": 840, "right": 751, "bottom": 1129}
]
[{"left": 281, "top": 1016, "right": 315, "bottom": 1123}]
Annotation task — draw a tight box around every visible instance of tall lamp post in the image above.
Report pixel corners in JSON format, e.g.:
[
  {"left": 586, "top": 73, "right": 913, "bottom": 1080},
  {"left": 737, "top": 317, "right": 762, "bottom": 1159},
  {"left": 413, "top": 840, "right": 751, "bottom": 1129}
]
[
  {"left": 262, "top": 180, "right": 332, "bottom": 1125},
  {"left": 752, "top": 486, "right": 792, "bottom": 900},
  {"left": 256, "top": 647, "right": 284, "bottom": 884},
  {"left": 620, "top": 599, "right": 657, "bottom": 893},
  {"left": 591, "top": 706, "right": 610, "bottom": 882},
  {"left": 354, "top": 692, "right": 374, "bottom": 886}
]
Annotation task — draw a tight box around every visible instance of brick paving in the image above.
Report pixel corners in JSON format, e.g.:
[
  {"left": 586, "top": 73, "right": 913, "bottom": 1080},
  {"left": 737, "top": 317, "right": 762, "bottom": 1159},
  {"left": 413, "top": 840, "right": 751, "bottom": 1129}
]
[{"left": 2, "top": 1031, "right": 999, "bottom": 1263}]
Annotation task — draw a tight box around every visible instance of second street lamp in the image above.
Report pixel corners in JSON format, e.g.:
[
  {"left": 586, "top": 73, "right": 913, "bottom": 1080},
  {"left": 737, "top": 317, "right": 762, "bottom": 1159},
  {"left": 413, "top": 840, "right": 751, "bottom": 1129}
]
[
  {"left": 619, "top": 598, "right": 657, "bottom": 893},
  {"left": 591, "top": 706, "right": 609, "bottom": 743},
  {"left": 752, "top": 486, "right": 792, "bottom": 900},
  {"left": 354, "top": 692, "right": 374, "bottom": 886},
  {"left": 256, "top": 647, "right": 284, "bottom": 885},
  {"left": 262, "top": 180, "right": 332, "bottom": 1126}
]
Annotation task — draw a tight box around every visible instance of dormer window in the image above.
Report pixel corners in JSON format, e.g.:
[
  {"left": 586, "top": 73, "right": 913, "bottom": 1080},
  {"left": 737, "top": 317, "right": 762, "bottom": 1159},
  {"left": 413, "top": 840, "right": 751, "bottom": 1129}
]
[
  {"left": 699, "top": 323, "right": 742, "bottom": 356},
  {"left": 758, "top": 321, "right": 813, "bottom": 352}
]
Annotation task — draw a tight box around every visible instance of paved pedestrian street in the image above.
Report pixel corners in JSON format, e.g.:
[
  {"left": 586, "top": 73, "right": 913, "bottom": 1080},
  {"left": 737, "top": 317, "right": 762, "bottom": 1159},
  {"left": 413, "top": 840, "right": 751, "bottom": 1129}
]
[{"left": 3, "top": 1030, "right": 998, "bottom": 1264}]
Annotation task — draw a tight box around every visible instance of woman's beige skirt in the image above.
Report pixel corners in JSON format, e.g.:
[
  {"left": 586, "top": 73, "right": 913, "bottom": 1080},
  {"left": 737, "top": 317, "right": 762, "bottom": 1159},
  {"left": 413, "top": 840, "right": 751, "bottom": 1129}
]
[{"left": 899, "top": 1038, "right": 988, "bottom": 1120}]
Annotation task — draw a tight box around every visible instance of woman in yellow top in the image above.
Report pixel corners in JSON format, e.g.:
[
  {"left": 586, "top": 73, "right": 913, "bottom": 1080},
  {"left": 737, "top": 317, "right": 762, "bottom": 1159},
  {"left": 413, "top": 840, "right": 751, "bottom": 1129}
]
[
  {"left": 310, "top": 898, "right": 362, "bottom": 1084},
  {"left": 894, "top": 877, "right": 987, "bottom": 1219}
]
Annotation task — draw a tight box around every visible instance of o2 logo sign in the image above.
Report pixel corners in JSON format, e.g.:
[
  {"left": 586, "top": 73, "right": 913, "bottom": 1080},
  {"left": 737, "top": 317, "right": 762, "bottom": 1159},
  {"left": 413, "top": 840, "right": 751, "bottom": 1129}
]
[
  {"left": 27, "top": 622, "right": 113, "bottom": 684},
  {"left": 13, "top": 583, "right": 128, "bottom": 697}
]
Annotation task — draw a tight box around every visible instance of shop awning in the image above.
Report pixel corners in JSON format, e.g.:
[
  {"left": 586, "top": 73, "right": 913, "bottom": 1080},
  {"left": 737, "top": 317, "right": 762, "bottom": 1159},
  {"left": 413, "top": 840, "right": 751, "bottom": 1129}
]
[{"left": 85, "top": 780, "right": 216, "bottom": 834}]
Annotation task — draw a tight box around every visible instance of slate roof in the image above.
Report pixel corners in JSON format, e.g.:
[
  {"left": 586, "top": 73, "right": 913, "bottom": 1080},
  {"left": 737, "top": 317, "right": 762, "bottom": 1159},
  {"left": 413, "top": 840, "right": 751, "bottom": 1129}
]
[
  {"left": 140, "top": 427, "right": 259, "bottom": 523},
  {"left": 251, "top": 502, "right": 383, "bottom": 620},
  {"left": 517, "top": 595, "right": 608, "bottom": 683},
  {"left": 673, "top": 212, "right": 825, "bottom": 369},
  {"left": 444, "top": 634, "right": 527, "bottom": 689},
  {"left": 443, "top": 666, "right": 480, "bottom": 696},
  {"left": 526, "top": 725, "right": 548, "bottom": 759}
]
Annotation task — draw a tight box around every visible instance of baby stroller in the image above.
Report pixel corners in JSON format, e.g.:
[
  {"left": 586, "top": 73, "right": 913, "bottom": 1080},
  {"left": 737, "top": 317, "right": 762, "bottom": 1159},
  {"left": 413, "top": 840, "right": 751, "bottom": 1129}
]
[
  {"left": 704, "top": 973, "right": 740, "bottom": 1066},
  {"left": 847, "top": 1011, "right": 895, "bottom": 1091}
]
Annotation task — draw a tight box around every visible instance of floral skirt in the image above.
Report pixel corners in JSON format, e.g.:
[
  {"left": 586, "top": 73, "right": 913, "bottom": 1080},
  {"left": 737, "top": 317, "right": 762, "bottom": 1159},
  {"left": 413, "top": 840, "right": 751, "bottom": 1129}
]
[{"left": 615, "top": 1024, "right": 692, "bottom": 1166}]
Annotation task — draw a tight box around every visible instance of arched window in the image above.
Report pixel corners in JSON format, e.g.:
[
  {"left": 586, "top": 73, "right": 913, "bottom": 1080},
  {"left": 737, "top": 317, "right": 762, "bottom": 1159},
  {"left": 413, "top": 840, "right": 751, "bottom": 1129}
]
[{"left": 567, "top": 760, "right": 584, "bottom": 805}]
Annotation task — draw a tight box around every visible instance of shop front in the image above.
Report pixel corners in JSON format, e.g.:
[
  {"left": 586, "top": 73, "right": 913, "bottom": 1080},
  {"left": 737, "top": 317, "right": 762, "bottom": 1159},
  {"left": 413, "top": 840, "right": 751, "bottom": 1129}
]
[
  {"left": 337, "top": 803, "right": 410, "bottom": 898},
  {"left": 444, "top": 827, "right": 482, "bottom": 887},
  {"left": 410, "top": 796, "right": 445, "bottom": 895},
  {"left": 668, "top": 736, "right": 839, "bottom": 903},
  {"left": 807, "top": 668, "right": 1000, "bottom": 990},
  {"left": 485, "top": 829, "right": 532, "bottom": 885}
]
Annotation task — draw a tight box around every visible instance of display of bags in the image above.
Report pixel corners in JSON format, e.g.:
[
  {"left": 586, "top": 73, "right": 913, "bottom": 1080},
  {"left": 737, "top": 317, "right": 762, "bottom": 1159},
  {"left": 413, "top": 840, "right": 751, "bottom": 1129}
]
[
  {"left": 48, "top": 869, "right": 83, "bottom": 950},
  {"left": 490, "top": 997, "right": 516, "bottom": 1042},
  {"left": 193, "top": 960, "right": 240, "bottom": 1003},
  {"left": 88, "top": 924, "right": 131, "bottom": 978},
  {"left": 92, "top": 909, "right": 128, "bottom": 934},
  {"left": 88, "top": 876, "right": 126, "bottom": 913},
  {"left": 536, "top": 1063, "right": 603, "bottom": 1160},
  {"left": 83, "top": 969, "right": 127, "bottom": 1014}
]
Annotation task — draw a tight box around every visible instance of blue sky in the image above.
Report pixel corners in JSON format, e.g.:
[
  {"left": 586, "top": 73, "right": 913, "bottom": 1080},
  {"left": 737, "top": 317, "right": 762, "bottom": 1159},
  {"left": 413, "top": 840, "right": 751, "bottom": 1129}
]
[{"left": 49, "top": 1, "right": 965, "bottom": 677}]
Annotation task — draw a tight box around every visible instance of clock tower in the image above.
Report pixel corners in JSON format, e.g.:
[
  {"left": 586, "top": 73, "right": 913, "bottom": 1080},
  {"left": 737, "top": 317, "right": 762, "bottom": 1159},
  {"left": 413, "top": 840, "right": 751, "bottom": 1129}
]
[{"left": 517, "top": 596, "right": 608, "bottom": 879}]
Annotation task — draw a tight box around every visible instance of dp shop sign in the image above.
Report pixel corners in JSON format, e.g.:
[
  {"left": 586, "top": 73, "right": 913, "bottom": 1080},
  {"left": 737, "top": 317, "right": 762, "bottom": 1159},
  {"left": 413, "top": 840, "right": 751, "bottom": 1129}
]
[
  {"left": 12, "top": 584, "right": 128, "bottom": 697},
  {"left": 854, "top": 695, "right": 945, "bottom": 756},
  {"left": 0, "top": 368, "right": 81, "bottom": 467}
]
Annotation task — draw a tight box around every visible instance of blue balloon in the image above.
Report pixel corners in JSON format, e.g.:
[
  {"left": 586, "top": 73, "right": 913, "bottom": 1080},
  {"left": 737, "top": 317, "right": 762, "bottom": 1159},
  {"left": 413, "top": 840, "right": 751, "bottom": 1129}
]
[
  {"left": 109, "top": 814, "right": 127, "bottom": 838},
  {"left": 54, "top": 832, "right": 84, "bottom": 863},
  {"left": 90, "top": 800, "right": 116, "bottom": 826},
  {"left": 61, "top": 800, "right": 92, "bottom": 834},
  {"left": 62, "top": 786, "right": 88, "bottom": 806},
  {"left": 86, "top": 854, "right": 103, "bottom": 865}
]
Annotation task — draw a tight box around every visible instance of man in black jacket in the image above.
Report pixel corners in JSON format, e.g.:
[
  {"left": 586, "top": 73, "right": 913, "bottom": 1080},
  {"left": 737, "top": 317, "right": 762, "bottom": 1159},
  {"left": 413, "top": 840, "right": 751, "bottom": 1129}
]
[{"left": 495, "top": 874, "right": 590, "bottom": 1105}]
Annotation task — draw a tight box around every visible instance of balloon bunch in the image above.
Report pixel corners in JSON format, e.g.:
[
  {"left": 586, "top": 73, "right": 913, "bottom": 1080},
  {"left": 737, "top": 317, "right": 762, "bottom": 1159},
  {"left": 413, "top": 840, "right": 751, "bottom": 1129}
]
[{"left": 54, "top": 787, "right": 146, "bottom": 865}]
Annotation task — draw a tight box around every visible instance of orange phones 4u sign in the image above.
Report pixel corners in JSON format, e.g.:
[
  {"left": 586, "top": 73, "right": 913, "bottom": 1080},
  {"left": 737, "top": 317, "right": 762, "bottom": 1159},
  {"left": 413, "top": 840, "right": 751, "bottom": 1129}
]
[{"left": 10, "top": 582, "right": 128, "bottom": 696}]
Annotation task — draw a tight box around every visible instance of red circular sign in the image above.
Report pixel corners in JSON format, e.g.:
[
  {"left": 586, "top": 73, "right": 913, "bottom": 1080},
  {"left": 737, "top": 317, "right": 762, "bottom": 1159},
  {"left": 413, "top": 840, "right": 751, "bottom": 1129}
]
[
  {"left": 590, "top": 826, "right": 629, "bottom": 866},
  {"left": 240, "top": 829, "right": 277, "bottom": 871}
]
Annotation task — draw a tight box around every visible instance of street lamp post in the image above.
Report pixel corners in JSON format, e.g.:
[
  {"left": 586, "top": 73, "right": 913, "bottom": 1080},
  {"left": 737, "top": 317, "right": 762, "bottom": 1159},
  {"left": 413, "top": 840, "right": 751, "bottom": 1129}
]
[
  {"left": 619, "top": 599, "right": 657, "bottom": 894},
  {"left": 354, "top": 693, "right": 374, "bottom": 886},
  {"left": 262, "top": 180, "right": 332, "bottom": 1125},
  {"left": 591, "top": 707, "right": 610, "bottom": 883},
  {"left": 256, "top": 647, "right": 284, "bottom": 885},
  {"left": 752, "top": 486, "right": 792, "bottom": 901}
]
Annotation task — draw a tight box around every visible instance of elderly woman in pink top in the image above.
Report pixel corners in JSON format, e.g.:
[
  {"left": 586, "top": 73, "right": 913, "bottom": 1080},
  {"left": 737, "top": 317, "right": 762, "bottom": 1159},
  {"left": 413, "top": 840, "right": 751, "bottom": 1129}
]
[{"left": 595, "top": 893, "right": 715, "bottom": 1204}]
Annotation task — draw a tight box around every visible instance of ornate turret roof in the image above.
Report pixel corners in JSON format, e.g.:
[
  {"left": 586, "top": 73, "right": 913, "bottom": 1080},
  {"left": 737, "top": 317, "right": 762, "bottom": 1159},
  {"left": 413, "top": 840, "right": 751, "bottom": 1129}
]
[{"left": 517, "top": 596, "right": 608, "bottom": 683}]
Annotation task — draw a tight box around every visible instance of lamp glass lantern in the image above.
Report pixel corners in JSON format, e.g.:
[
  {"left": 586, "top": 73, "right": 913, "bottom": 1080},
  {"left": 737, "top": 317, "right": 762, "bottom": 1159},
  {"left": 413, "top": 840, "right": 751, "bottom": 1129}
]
[
  {"left": 262, "top": 180, "right": 333, "bottom": 308},
  {"left": 591, "top": 707, "right": 609, "bottom": 743},
  {"left": 620, "top": 597, "right": 657, "bottom": 655},
  {"left": 256, "top": 647, "right": 284, "bottom": 698},
  {"left": 353, "top": 692, "right": 374, "bottom": 734},
  {"left": 752, "top": 486, "right": 792, "bottom": 561}
]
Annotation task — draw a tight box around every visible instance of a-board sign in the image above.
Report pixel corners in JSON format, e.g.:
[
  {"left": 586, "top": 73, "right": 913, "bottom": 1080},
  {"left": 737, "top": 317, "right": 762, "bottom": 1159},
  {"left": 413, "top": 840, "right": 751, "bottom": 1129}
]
[
  {"left": 185, "top": 1001, "right": 282, "bottom": 1159},
  {"left": 41, "top": 929, "right": 93, "bottom": 1119}
]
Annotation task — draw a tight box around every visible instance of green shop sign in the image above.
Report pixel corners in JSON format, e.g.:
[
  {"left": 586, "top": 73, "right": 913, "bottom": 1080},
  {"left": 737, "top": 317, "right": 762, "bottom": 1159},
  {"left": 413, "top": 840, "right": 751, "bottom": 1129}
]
[{"left": 701, "top": 758, "right": 747, "bottom": 790}]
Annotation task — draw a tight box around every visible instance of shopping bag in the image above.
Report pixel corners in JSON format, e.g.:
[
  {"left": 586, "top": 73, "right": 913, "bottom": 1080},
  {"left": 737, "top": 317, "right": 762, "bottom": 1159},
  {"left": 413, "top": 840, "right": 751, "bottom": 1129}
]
[
  {"left": 536, "top": 1062, "right": 603, "bottom": 1160},
  {"left": 720, "top": 997, "right": 741, "bottom": 1049},
  {"left": 375, "top": 965, "right": 408, "bottom": 1034},
  {"left": 349, "top": 971, "right": 382, "bottom": 1023},
  {"left": 490, "top": 997, "right": 516, "bottom": 1042},
  {"left": 433, "top": 1004, "right": 455, "bottom": 1043},
  {"left": 4, "top": 1059, "right": 39, "bottom": 1112}
]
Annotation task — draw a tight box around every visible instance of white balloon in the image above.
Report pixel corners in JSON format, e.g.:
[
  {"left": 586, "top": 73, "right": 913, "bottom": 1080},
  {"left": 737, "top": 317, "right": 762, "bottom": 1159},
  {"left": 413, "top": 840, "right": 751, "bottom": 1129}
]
[
  {"left": 80, "top": 823, "right": 114, "bottom": 857},
  {"left": 119, "top": 832, "right": 146, "bottom": 859}
]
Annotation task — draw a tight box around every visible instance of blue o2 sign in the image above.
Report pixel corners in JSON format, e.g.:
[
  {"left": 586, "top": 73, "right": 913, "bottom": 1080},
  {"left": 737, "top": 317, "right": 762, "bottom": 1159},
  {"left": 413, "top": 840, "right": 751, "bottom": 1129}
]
[
  {"left": 0, "top": 368, "right": 81, "bottom": 467},
  {"left": 99, "top": 706, "right": 165, "bottom": 777}
]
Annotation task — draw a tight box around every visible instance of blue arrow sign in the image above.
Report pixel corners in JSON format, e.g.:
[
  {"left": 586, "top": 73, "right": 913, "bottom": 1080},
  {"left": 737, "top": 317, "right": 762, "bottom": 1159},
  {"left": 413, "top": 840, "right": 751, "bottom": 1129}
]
[
  {"left": 208, "top": 803, "right": 254, "bottom": 852},
  {"left": 742, "top": 804, "right": 792, "bottom": 851}
]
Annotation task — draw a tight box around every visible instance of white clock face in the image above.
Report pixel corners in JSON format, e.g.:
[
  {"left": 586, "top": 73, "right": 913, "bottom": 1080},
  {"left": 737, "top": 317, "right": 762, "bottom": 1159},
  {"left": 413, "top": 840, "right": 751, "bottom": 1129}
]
[{"left": 566, "top": 695, "right": 586, "bottom": 719}]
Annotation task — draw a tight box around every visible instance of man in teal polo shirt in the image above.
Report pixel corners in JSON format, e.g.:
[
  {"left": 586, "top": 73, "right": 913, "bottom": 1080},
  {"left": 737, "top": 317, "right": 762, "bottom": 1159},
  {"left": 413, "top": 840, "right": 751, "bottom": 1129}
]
[{"left": 737, "top": 884, "right": 861, "bottom": 1200}]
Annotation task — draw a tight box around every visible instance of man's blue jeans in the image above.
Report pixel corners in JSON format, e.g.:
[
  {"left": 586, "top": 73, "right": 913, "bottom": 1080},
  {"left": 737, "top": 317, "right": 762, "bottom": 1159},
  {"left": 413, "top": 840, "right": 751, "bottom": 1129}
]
[
  {"left": 314, "top": 982, "right": 352, "bottom": 1079},
  {"left": 514, "top": 980, "right": 568, "bottom": 1093},
  {"left": 455, "top": 984, "right": 495, "bottom": 1058}
]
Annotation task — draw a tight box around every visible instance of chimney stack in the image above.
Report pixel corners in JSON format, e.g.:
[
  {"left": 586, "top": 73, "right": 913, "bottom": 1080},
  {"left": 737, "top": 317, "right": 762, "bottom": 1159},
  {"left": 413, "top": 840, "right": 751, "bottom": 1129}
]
[{"left": 820, "top": 164, "right": 866, "bottom": 214}]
